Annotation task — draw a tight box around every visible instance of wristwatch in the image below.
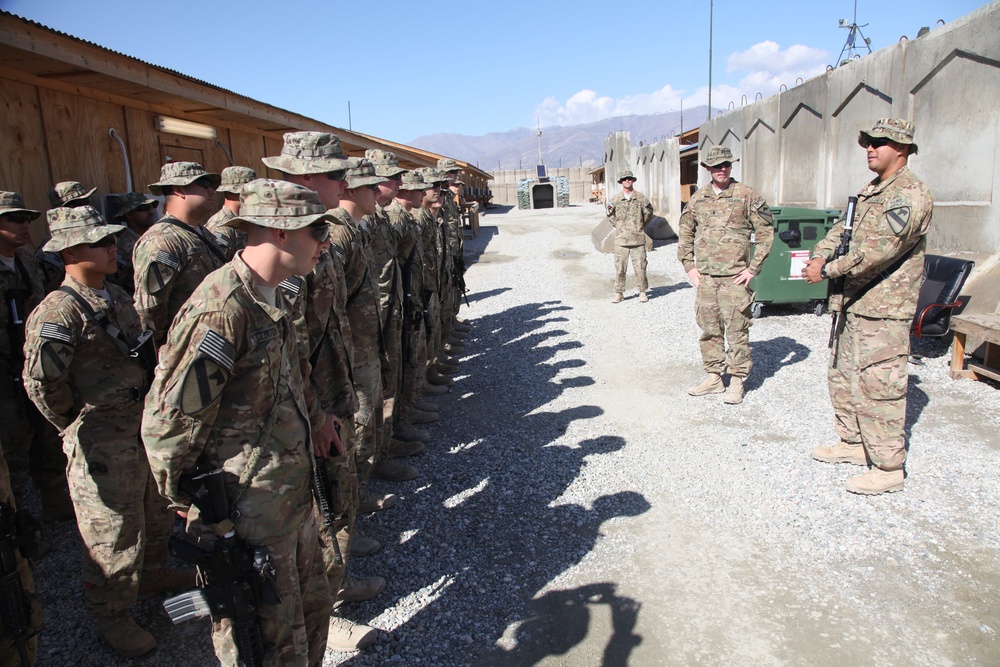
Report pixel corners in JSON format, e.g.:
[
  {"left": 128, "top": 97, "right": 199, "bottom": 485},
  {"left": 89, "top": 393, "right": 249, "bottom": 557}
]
[{"left": 820, "top": 264, "right": 829, "bottom": 280}]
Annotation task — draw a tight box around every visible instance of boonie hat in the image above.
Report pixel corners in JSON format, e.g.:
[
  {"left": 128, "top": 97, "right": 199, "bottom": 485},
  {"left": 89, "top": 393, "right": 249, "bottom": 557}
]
[
  {"left": 365, "top": 149, "right": 407, "bottom": 178},
  {"left": 399, "top": 171, "right": 430, "bottom": 191},
  {"left": 0, "top": 192, "right": 41, "bottom": 220},
  {"left": 43, "top": 206, "right": 125, "bottom": 252},
  {"left": 858, "top": 118, "right": 918, "bottom": 154},
  {"left": 415, "top": 167, "right": 449, "bottom": 186},
  {"left": 436, "top": 158, "right": 462, "bottom": 173},
  {"left": 113, "top": 192, "right": 158, "bottom": 220},
  {"left": 345, "top": 159, "right": 389, "bottom": 189},
  {"left": 262, "top": 132, "right": 359, "bottom": 175},
  {"left": 216, "top": 166, "right": 258, "bottom": 194},
  {"left": 225, "top": 179, "right": 334, "bottom": 231},
  {"left": 701, "top": 146, "right": 739, "bottom": 168},
  {"left": 48, "top": 181, "right": 96, "bottom": 208},
  {"left": 618, "top": 170, "right": 637, "bottom": 183},
  {"left": 148, "top": 162, "right": 221, "bottom": 195}
]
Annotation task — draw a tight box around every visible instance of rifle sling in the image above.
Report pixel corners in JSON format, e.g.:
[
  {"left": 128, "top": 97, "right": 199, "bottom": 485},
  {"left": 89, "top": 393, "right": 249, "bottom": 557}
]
[{"left": 841, "top": 242, "right": 921, "bottom": 315}]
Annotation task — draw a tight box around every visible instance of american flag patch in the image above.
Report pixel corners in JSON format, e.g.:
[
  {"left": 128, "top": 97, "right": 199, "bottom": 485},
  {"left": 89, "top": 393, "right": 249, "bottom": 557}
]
[
  {"left": 40, "top": 322, "right": 73, "bottom": 343},
  {"left": 154, "top": 250, "right": 181, "bottom": 270},
  {"left": 198, "top": 329, "right": 236, "bottom": 373},
  {"left": 278, "top": 276, "right": 302, "bottom": 295}
]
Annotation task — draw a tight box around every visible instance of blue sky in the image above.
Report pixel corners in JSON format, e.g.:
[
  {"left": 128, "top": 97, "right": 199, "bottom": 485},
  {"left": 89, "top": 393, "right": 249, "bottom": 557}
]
[{"left": 3, "top": 0, "right": 986, "bottom": 142}]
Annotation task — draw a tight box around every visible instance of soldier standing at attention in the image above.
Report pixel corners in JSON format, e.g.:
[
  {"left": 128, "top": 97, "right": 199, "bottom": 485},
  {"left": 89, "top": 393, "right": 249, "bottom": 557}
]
[
  {"left": 607, "top": 170, "right": 654, "bottom": 304},
  {"left": 132, "top": 162, "right": 226, "bottom": 344},
  {"left": 678, "top": 146, "right": 774, "bottom": 405},
  {"left": 22, "top": 206, "right": 188, "bottom": 657},
  {"left": 142, "top": 179, "right": 339, "bottom": 664},
  {"left": 804, "top": 118, "right": 932, "bottom": 495},
  {"left": 36, "top": 181, "right": 97, "bottom": 292},
  {"left": 206, "top": 166, "right": 256, "bottom": 260},
  {"left": 110, "top": 192, "right": 159, "bottom": 295},
  {"left": 0, "top": 192, "right": 73, "bottom": 527}
]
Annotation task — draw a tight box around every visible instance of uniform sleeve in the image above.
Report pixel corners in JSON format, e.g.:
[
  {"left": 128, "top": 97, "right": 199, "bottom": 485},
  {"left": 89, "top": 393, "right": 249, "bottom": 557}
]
[
  {"left": 676, "top": 201, "right": 697, "bottom": 272},
  {"left": 811, "top": 217, "right": 846, "bottom": 261},
  {"left": 747, "top": 195, "right": 775, "bottom": 275},
  {"left": 133, "top": 234, "right": 185, "bottom": 343},
  {"left": 642, "top": 196, "right": 654, "bottom": 225},
  {"left": 141, "top": 310, "right": 236, "bottom": 507},
  {"left": 22, "top": 298, "right": 78, "bottom": 432}
]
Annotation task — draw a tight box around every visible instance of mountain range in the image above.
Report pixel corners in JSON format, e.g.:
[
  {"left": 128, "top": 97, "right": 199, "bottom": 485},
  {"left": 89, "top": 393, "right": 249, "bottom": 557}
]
[{"left": 410, "top": 106, "right": 715, "bottom": 171}]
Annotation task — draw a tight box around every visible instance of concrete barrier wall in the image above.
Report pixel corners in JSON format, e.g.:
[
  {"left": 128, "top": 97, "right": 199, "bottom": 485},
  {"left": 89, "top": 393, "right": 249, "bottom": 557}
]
[
  {"left": 489, "top": 167, "right": 591, "bottom": 206},
  {"left": 602, "top": 131, "right": 682, "bottom": 237}
]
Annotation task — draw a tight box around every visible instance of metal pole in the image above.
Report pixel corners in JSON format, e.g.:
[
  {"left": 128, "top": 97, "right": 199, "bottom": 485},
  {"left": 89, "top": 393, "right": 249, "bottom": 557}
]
[
  {"left": 348, "top": 101, "right": 352, "bottom": 131},
  {"left": 707, "top": 0, "right": 713, "bottom": 121}
]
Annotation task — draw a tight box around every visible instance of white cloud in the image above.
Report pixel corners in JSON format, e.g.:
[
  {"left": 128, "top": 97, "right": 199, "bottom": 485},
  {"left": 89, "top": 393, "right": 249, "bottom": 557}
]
[{"left": 534, "top": 41, "right": 830, "bottom": 126}]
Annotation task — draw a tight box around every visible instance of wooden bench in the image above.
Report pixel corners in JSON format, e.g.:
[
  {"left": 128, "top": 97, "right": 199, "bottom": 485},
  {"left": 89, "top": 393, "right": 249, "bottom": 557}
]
[{"left": 950, "top": 313, "right": 1000, "bottom": 381}]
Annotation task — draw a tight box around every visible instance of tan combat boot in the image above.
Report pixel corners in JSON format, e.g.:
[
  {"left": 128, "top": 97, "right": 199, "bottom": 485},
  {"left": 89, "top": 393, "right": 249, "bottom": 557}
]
[
  {"left": 812, "top": 442, "right": 867, "bottom": 465},
  {"left": 349, "top": 531, "right": 381, "bottom": 557},
  {"left": 421, "top": 381, "right": 449, "bottom": 396},
  {"left": 688, "top": 374, "right": 724, "bottom": 396},
  {"left": 846, "top": 467, "right": 904, "bottom": 495},
  {"left": 426, "top": 368, "right": 454, "bottom": 386},
  {"left": 337, "top": 575, "right": 386, "bottom": 605},
  {"left": 611, "top": 292, "right": 624, "bottom": 304},
  {"left": 393, "top": 422, "right": 429, "bottom": 442},
  {"left": 723, "top": 376, "right": 745, "bottom": 404},
  {"left": 414, "top": 398, "right": 438, "bottom": 413},
  {"left": 452, "top": 320, "right": 471, "bottom": 332},
  {"left": 357, "top": 490, "right": 397, "bottom": 514},
  {"left": 408, "top": 408, "right": 438, "bottom": 425},
  {"left": 389, "top": 438, "right": 425, "bottom": 458},
  {"left": 638, "top": 291, "right": 649, "bottom": 303},
  {"left": 327, "top": 616, "right": 377, "bottom": 651},
  {"left": 372, "top": 458, "right": 419, "bottom": 482},
  {"left": 96, "top": 613, "right": 156, "bottom": 657}
]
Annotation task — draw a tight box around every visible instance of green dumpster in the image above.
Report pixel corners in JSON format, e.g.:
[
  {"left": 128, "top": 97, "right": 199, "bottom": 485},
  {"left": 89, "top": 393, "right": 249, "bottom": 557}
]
[{"left": 749, "top": 207, "right": 841, "bottom": 318}]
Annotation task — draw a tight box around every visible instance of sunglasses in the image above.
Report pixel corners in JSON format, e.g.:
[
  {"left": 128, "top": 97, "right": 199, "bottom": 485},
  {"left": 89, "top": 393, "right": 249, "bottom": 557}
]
[
  {"left": 134, "top": 204, "right": 157, "bottom": 212},
  {"left": 88, "top": 235, "right": 117, "bottom": 249},
  {"left": 866, "top": 138, "right": 891, "bottom": 149},
  {"left": 2, "top": 212, "right": 34, "bottom": 224},
  {"left": 325, "top": 170, "right": 347, "bottom": 182},
  {"left": 365, "top": 184, "right": 380, "bottom": 191},
  {"left": 191, "top": 177, "right": 216, "bottom": 190},
  {"left": 308, "top": 222, "right": 330, "bottom": 243}
]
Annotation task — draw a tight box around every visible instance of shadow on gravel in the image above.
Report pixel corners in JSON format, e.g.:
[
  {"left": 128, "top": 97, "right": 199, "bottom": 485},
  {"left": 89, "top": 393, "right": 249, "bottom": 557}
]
[
  {"left": 745, "top": 335, "right": 811, "bottom": 390},
  {"left": 345, "top": 301, "right": 651, "bottom": 666},
  {"left": 905, "top": 375, "right": 930, "bottom": 446},
  {"left": 644, "top": 282, "right": 691, "bottom": 300},
  {"left": 465, "top": 286, "right": 511, "bottom": 304}
]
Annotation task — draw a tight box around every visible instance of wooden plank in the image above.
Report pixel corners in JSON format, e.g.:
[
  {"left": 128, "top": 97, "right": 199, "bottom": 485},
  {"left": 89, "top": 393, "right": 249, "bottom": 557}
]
[
  {"left": 124, "top": 107, "right": 162, "bottom": 194},
  {"left": 262, "top": 136, "right": 286, "bottom": 180},
  {"left": 951, "top": 313, "right": 1000, "bottom": 345},
  {"left": 226, "top": 129, "right": 267, "bottom": 175},
  {"left": 967, "top": 360, "right": 1000, "bottom": 383},
  {"left": 0, "top": 78, "right": 52, "bottom": 243}
]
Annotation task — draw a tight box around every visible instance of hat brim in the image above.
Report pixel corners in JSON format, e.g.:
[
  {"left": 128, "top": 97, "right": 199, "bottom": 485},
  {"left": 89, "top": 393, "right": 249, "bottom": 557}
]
[
  {"left": 261, "top": 155, "right": 357, "bottom": 175},
  {"left": 224, "top": 211, "right": 334, "bottom": 232},
  {"left": 148, "top": 173, "right": 222, "bottom": 195},
  {"left": 42, "top": 224, "right": 125, "bottom": 253},
  {"left": 373, "top": 165, "right": 407, "bottom": 178},
  {"left": 347, "top": 175, "right": 389, "bottom": 189},
  {"left": 399, "top": 182, "right": 429, "bottom": 191},
  {"left": 617, "top": 176, "right": 636, "bottom": 183},
  {"left": 858, "top": 131, "right": 918, "bottom": 154},
  {"left": 701, "top": 157, "right": 739, "bottom": 168},
  {"left": 215, "top": 184, "right": 247, "bottom": 194},
  {"left": 0, "top": 207, "right": 41, "bottom": 220}
]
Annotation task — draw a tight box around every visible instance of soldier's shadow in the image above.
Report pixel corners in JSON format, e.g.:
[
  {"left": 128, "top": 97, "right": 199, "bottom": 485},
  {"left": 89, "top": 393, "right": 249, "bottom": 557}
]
[
  {"left": 745, "top": 336, "right": 811, "bottom": 390},
  {"left": 904, "top": 374, "right": 930, "bottom": 447}
]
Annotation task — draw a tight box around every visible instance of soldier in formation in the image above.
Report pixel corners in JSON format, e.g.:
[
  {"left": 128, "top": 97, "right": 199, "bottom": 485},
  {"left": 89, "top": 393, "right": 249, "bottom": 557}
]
[
  {"left": 606, "top": 169, "right": 654, "bottom": 303},
  {"left": 205, "top": 166, "right": 256, "bottom": 260}
]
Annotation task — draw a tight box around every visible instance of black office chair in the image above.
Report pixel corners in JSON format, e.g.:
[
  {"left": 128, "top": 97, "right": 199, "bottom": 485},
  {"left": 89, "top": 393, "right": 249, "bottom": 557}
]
[{"left": 911, "top": 254, "right": 975, "bottom": 338}]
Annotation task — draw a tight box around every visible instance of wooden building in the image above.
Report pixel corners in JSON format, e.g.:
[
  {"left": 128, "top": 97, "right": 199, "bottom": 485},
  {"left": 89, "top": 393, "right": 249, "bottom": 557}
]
[{"left": 0, "top": 11, "right": 491, "bottom": 242}]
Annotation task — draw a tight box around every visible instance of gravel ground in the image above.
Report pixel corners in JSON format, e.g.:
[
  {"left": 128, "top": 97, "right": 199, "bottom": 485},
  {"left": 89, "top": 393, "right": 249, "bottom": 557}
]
[{"left": 27, "top": 202, "right": 1000, "bottom": 665}]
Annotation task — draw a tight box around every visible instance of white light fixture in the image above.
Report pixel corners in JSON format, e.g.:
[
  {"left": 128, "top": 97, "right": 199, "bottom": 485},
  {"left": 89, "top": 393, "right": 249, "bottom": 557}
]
[{"left": 155, "top": 116, "right": 217, "bottom": 140}]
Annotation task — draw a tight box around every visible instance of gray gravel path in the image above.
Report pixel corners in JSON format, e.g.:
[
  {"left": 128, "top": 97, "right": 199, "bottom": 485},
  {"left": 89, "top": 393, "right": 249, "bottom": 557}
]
[{"left": 28, "top": 203, "right": 1000, "bottom": 665}]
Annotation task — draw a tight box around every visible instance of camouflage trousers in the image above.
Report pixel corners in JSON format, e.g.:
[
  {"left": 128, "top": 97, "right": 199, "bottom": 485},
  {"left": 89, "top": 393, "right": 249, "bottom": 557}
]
[
  {"left": 318, "top": 419, "right": 359, "bottom": 597},
  {"left": 695, "top": 274, "right": 753, "bottom": 378},
  {"left": 614, "top": 244, "right": 648, "bottom": 293},
  {"left": 828, "top": 313, "right": 909, "bottom": 471},
  {"left": 214, "top": 511, "right": 331, "bottom": 667},
  {"left": 0, "top": 385, "right": 68, "bottom": 503},
  {"left": 352, "top": 359, "right": 385, "bottom": 488},
  {"left": 380, "top": 307, "right": 404, "bottom": 461},
  {"left": 424, "top": 291, "right": 442, "bottom": 367},
  {"left": 0, "top": 450, "right": 40, "bottom": 667},
  {"left": 65, "top": 433, "right": 175, "bottom": 617},
  {"left": 439, "top": 278, "right": 457, "bottom": 350},
  {"left": 399, "top": 320, "right": 428, "bottom": 426}
]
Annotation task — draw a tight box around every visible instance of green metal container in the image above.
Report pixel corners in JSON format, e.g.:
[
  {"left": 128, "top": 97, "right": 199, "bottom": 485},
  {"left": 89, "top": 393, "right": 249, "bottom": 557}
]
[{"left": 749, "top": 206, "right": 841, "bottom": 318}]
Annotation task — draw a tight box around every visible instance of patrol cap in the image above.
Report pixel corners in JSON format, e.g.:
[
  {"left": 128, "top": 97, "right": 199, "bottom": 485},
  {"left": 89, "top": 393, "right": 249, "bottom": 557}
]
[
  {"left": 48, "top": 181, "right": 96, "bottom": 208},
  {"left": 262, "top": 132, "right": 359, "bottom": 175},
  {"left": 345, "top": 159, "right": 389, "bottom": 189},
  {"left": 618, "top": 170, "right": 637, "bottom": 182},
  {"left": 701, "top": 146, "right": 739, "bottom": 168},
  {"left": 858, "top": 118, "right": 918, "bottom": 154},
  {"left": 216, "top": 166, "right": 258, "bottom": 194},
  {"left": 399, "top": 171, "right": 431, "bottom": 191},
  {"left": 43, "top": 206, "right": 125, "bottom": 252},
  {"left": 113, "top": 192, "right": 158, "bottom": 220},
  {"left": 225, "top": 179, "right": 334, "bottom": 231},
  {"left": 148, "top": 162, "right": 221, "bottom": 195},
  {"left": 0, "top": 192, "right": 41, "bottom": 221},
  {"left": 365, "top": 149, "right": 407, "bottom": 178},
  {"left": 436, "top": 158, "right": 462, "bottom": 173}
]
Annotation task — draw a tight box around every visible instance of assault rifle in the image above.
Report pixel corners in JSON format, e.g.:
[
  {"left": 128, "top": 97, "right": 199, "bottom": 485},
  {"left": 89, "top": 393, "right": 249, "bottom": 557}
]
[
  {"left": 311, "top": 428, "right": 346, "bottom": 567},
  {"left": 0, "top": 501, "right": 41, "bottom": 667},
  {"left": 163, "top": 466, "right": 280, "bottom": 667},
  {"left": 827, "top": 196, "right": 858, "bottom": 365}
]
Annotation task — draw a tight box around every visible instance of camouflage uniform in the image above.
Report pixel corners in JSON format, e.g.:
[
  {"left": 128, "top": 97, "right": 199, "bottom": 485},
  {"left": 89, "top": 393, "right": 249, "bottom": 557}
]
[
  {"left": 437, "top": 158, "right": 466, "bottom": 339},
  {"left": 677, "top": 154, "right": 774, "bottom": 380},
  {"left": 206, "top": 166, "right": 256, "bottom": 261},
  {"left": 22, "top": 208, "right": 174, "bottom": 624},
  {"left": 34, "top": 181, "right": 98, "bottom": 292},
  {"left": 0, "top": 444, "right": 41, "bottom": 666},
  {"left": 606, "top": 173, "right": 654, "bottom": 294},
  {"left": 133, "top": 162, "right": 225, "bottom": 344},
  {"left": 813, "top": 121, "right": 932, "bottom": 473},
  {"left": 110, "top": 192, "right": 159, "bottom": 296},
  {"left": 0, "top": 193, "right": 68, "bottom": 513},
  {"left": 142, "top": 181, "right": 333, "bottom": 665}
]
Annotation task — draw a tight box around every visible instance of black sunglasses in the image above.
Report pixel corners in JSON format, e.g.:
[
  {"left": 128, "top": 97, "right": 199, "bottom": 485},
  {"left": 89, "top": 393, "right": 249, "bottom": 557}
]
[
  {"left": 308, "top": 222, "right": 330, "bottom": 243},
  {"left": 866, "top": 138, "right": 891, "bottom": 149},
  {"left": 191, "top": 177, "right": 216, "bottom": 190},
  {"left": 2, "top": 212, "right": 34, "bottom": 224},
  {"left": 88, "top": 235, "right": 117, "bottom": 249},
  {"left": 325, "top": 170, "right": 347, "bottom": 182},
  {"left": 134, "top": 204, "right": 156, "bottom": 212}
]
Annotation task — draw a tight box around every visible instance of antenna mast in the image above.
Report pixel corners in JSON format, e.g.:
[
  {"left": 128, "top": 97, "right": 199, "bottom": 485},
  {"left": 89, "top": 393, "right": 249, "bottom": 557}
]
[{"left": 835, "top": 0, "right": 872, "bottom": 67}]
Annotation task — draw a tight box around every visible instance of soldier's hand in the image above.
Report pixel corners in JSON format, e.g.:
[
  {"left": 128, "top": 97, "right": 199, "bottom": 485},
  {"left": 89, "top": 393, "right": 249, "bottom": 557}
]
[
  {"left": 802, "top": 258, "right": 826, "bottom": 284},
  {"left": 687, "top": 268, "right": 701, "bottom": 288},
  {"left": 732, "top": 269, "right": 755, "bottom": 286},
  {"left": 313, "top": 413, "right": 340, "bottom": 458}
]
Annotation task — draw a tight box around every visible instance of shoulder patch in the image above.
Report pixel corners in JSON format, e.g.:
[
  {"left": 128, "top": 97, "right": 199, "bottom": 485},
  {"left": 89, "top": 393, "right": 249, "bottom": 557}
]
[
  {"left": 180, "top": 358, "right": 227, "bottom": 415},
  {"left": 154, "top": 250, "right": 181, "bottom": 270},
  {"left": 197, "top": 329, "right": 236, "bottom": 373},
  {"left": 39, "top": 322, "right": 73, "bottom": 343},
  {"left": 331, "top": 245, "right": 345, "bottom": 261},
  {"left": 885, "top": 207, "right": 911, "bottom": 235},
  {"left": 278, "top": 276, "right": 303, "bottom": 295},
  {"left": 38, "top": 341, "right": 74, "bottom": 381}
]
